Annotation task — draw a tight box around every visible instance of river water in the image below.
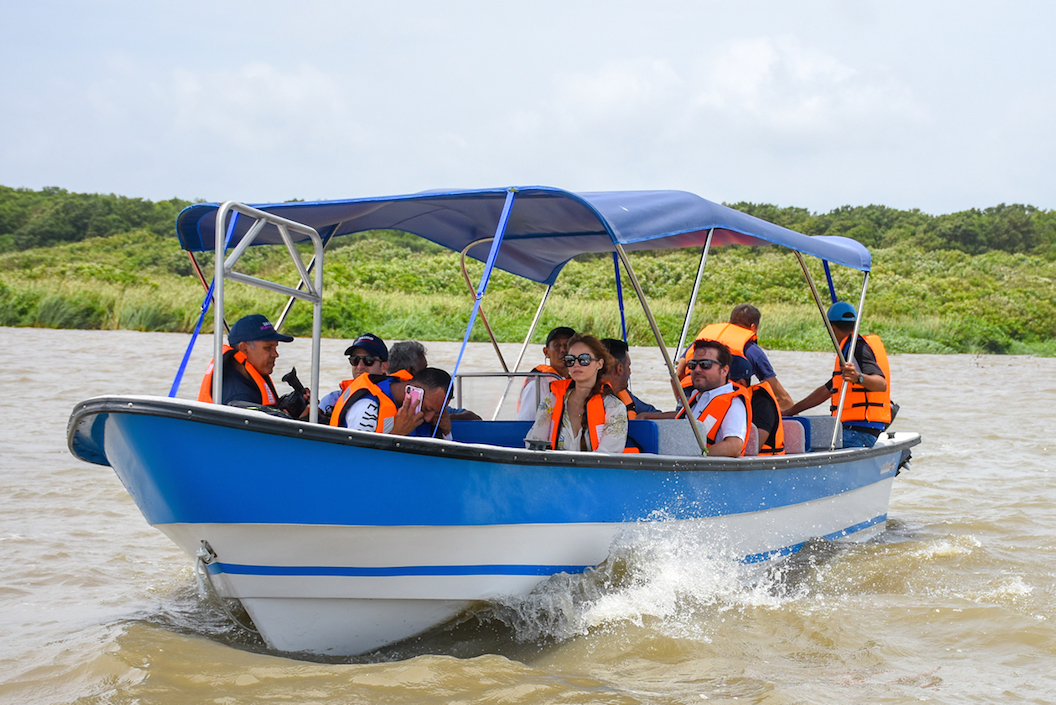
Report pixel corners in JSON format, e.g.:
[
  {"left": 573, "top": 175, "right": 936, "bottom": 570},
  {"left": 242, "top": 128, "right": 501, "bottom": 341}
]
[{"left": 2, "top": 326, "right": 1055, "bottom": 704}]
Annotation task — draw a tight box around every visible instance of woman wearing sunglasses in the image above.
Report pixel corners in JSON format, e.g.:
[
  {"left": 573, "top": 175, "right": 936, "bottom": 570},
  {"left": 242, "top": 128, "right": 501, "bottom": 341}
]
[{"left": 524, "top": 334, "right": 628, "bottom": 453}]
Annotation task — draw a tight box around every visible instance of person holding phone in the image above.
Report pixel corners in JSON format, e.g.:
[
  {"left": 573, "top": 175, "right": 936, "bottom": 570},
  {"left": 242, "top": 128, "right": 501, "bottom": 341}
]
[
  {"left": 329, "top": 367, "right": 454, "bottom": 439},
  {"left": 524, "top": 334, "right": 628, "bottom": 453}
]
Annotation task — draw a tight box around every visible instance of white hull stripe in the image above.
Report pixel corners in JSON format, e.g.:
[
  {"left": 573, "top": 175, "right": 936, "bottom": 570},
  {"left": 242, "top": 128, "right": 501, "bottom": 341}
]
[{"left": 205, "top": 514, "right": 887, "bottom": 578}]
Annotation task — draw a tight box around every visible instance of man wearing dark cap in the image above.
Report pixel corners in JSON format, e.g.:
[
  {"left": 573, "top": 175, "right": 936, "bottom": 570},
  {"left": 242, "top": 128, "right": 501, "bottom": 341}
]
[
  {"left": 319, "top": 333, "right": 390, "bottom": 418},
  {"left": 517, "top": 326, "right": 575, "bottom": 421},
  {"left": 344, "top": 333, "right": 389, "bottom": 379},
  {"left": 198, "top": 314, "right": 304, "bottom": 414},
  {"left": 729, "top": 355, "right": 783, "bottom": 455},
  {"left": 784, "top": 302, "right": 891, "bottom": 448}
]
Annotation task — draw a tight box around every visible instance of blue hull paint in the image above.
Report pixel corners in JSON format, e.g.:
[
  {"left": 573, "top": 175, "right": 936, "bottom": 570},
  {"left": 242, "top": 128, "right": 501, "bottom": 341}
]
[{"left": 99, "top": 406, "right": 896, "bottom": 528}]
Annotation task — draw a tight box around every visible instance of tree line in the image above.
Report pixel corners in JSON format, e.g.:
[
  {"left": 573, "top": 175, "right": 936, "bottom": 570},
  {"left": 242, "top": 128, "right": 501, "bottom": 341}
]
[
  {"left": 2, "top": 185, "right": 1056, "bottom": 259},
  {"left": 0, "top": 186, "right": 191, "bottom": 252}
]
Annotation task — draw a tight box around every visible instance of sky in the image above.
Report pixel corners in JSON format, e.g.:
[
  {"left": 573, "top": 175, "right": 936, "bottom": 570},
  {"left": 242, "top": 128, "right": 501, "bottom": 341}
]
[{"left": 2, "top": 1, "right": 1055, "bottom": 215}]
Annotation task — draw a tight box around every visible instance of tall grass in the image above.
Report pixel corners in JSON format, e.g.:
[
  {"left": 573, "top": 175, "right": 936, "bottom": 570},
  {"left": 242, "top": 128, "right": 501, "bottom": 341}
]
[{"left": 3, "top": 230, "right": 1056, "bottom": 355}]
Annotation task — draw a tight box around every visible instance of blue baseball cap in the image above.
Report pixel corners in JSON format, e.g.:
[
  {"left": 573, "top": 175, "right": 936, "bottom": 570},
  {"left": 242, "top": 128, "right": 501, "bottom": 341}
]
[
  {"left": 229, "top": 314, "right": 293, "bottom": 348},
  {"left": 827, "top": 302, "right": 857, "bottom": 323}
]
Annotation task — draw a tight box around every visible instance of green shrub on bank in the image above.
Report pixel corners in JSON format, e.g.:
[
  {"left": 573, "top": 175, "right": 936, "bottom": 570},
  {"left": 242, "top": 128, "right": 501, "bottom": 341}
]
[{"left": 3, "top": 228, "right": 1056, "bottom": 355}]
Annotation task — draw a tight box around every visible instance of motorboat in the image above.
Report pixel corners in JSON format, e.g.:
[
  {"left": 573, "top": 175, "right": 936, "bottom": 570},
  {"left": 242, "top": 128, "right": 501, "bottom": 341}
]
[{"left": 67, "top": 187, "right": 920, "bottom": 656}]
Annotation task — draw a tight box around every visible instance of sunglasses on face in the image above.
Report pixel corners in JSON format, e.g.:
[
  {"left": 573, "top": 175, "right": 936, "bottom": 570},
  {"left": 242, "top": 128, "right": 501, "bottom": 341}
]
[
  {"left": 349, "top": 355, "right": 380, "bottom": 367},
  {"left": 685, "top": 359, "right": 719, "bottom": 371},
  {"left": 563, "top": 353, "right": 600, "bottom": 367}
]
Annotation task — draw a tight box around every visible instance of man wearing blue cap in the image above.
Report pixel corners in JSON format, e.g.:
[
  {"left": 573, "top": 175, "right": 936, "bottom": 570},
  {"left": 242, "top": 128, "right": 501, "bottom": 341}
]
[
  {"left": 198, "top": 314, "right": 307, "bottom": 416},
  {"left": 784, "top": 302, "right": 891, "bottom": 448}
]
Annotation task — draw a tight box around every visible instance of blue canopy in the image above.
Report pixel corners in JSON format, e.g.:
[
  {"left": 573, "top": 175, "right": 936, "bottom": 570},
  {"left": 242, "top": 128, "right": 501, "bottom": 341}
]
[{"left": 176, "top": 186, "right": 870, "bottom": 285}]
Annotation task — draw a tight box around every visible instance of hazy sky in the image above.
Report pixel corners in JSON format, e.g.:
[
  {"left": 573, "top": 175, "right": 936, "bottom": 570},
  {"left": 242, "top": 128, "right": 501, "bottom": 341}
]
[{"left": 2, "top": 1, "right": 1054, "bottom": 214}]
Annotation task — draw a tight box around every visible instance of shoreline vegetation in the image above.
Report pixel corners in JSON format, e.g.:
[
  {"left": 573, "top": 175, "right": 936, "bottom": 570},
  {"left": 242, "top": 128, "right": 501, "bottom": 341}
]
[{"left": 2, "top": 185, "right": 1055, "bottom": 355}]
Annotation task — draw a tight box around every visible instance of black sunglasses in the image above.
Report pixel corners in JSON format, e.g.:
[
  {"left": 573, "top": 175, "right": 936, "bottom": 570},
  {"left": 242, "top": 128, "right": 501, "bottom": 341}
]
[
  {"left": 562, "top": 353, "right": 600, "bottom": 367},
  {"left": 685, "top": 359, "right": 719, "bottom": 370},
  {"left": 349, "top": 355, "right": 380, "bottom": 367}
]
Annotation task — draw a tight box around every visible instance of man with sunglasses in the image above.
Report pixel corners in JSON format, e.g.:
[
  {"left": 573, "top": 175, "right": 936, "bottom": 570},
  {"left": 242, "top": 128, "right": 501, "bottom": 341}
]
[
  {"left": 319, "top": 333, "right": 390, "bottom": 419},
  {"left": 641, "top": 339, "right": 749, "bottom": 457},
  {"left": 345, "top": 333, "right": 389, "bottom": 378}
]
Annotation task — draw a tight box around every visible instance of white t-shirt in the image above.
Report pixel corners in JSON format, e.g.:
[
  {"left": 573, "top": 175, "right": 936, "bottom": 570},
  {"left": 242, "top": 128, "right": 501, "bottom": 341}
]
[
  {"left": 688, "top": 381, "right": 747, "bottom": 443},
  {"left": 517, "top": 373, "right": 559, "bottom": 421}
]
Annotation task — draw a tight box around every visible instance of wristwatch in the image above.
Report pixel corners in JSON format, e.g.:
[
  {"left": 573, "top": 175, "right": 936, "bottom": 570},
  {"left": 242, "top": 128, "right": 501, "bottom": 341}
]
[{"left": 857, "top": 373, "right": 865, "bottom": 385}]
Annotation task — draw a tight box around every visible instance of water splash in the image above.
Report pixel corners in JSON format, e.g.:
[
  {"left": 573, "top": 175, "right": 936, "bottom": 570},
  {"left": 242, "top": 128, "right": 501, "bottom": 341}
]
[{"left": 486, "top": 519, "right": 805, "bottom": 646}]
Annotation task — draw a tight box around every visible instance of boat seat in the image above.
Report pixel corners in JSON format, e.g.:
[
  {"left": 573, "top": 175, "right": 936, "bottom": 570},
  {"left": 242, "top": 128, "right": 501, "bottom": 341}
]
[
  {"left": 449, "top": 419, "right": 660, "bottom": 453},
  {"left": 744, "top": 423, "right": 759, "bottom": 456},
  {"left": 782, "top": 419, "right": 806, "bottom": 454},
  {"left": 784, "top": 415, "right": 842, "bottom": 451}
]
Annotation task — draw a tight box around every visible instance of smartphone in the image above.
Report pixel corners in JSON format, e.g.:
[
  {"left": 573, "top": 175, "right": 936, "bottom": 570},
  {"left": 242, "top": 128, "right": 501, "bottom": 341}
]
[{"left": 404, "top": 385, "right": 424, "bottom": 414}]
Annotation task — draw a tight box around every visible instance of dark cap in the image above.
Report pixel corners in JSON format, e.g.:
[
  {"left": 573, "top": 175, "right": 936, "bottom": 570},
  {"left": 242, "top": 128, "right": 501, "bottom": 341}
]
[
  {"left": 728, "top": 355, "right": 753, "bottom": 384},
  {"left": 344, "top": 333, "right": 388, "bottom": 360},
  {"left": 545, "top": 326, "right": 576, "bottom": 346},
  {"left": 229, "top": 314, "right": 293, "bottom": 348}
]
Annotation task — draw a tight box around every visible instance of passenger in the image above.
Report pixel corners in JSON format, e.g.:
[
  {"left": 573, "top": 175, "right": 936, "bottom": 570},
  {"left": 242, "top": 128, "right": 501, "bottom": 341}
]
[
  {"left": 319, "top": 333, "right": 390, "bottom": 418},
  {"left": 330, "top": 366, "right": 454, "bottom": 439},
  {"left": 601, "top": 338, "right": 660, "bottom": 419},
  {"left": 387, "top": 339, "right": 481, "bottom": 422},
  {"left": 517, "top": 326, "right": 575, "bottom": 421},
  {"left": 524, "top": 334, "right": 628, "bottom": 453},
  {"left": 388, "top": 340, "right": 428, "bottom": 381},
  {"left": 198, "top": 314, "right": 309, "bottom": 417},
  {"left": 783, "top": 302, "right": 891, "bottom": 448},
  {"left": 677, "top": 304, "right": 793, "bottom": 411},
  {"left": 729, "top": 356, "right": 784, "bottom": 455},
  {"left": 345, "top": 333, "right": 389, "bottom": 378},
  {"left": 642, "top": 339, "right": 750, "bottom": 457}
]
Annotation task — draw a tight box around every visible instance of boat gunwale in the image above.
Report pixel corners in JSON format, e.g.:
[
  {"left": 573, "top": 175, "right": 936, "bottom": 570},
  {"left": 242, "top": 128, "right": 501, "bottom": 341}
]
[{"left": 69, "top": 394, "right": 921, "bottom": 474}]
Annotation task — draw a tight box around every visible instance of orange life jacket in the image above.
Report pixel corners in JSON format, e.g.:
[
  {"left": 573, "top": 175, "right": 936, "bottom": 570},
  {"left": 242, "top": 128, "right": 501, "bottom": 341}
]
[
  {"left": 681, "top": 323, "right": 757, "bottom": 386},
  {"left": 389, "top": 369, "right": 414, "bottom": 381},
  {"left": 545, "top": 379, "right": 636, "bottom": 452},
  {"left": 749, "top": 380, "right": 785, "bottom": 455},
  {"left": 517, "top": 364, "right": 561, "bottom": 414},
  {"left": 830, "top": 334, "right": 892, "bottom": 425},
  {"left": 329, "top": 374, "right": 399, "bottom": 430},
  {"left": 198, "top": 345, "right": 277, "bottom": 405},
  {"left": 676, "top": 383, "right": 752, "bottom": 456},
  {"left": 615, "top": 388, "right": 638, "bottom": 420},
  {"left": 695, "top": 322, "right": 756, "bottom": 356}
]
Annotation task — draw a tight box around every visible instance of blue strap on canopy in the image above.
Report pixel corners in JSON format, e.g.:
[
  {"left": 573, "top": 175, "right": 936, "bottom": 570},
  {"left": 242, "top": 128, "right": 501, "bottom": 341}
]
[
  {"left": 434, "top": 189, "right": 517, "bottom": 437},
  {"left": 168, "top": 213, "right": 239, "bottom": 398}
]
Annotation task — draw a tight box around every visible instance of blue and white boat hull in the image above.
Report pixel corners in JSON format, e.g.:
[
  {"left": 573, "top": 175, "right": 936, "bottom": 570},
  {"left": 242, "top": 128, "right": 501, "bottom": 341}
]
[{"left": 69, "top": 395, "right": 918, "bottom": 655}]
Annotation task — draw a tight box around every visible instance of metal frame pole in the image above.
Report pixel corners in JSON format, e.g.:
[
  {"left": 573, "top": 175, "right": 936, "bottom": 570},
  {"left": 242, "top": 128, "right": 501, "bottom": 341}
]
[
  {"left": 829, "top": 272, "right": 870, "bottom": 450},
  {"left": 676, "top": 230, "right": 714, "bottom": 357},
  {"left": 614, "top": 243, "right": 708, "bottom": 455}
]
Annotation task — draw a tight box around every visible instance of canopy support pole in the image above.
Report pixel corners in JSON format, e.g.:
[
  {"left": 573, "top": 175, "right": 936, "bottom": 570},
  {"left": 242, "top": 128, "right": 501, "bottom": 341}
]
[
  {"left": 829, "top": 272, "right": 870, "bottom": 450},
  {"left": 460, "top": 238, "right": 509, "bottom": 373},
  {"left": 188, "top": 251, "right": 229, "bottom": 333},
  {"left": 613, "top": 253, "right": 627, "bottom": 342},
  {"left": 492, "top": 284, "right": 553, "bottom": 420},
  {"left": 614, "top": 243, "right": 709, "bottom": 455},
  {"left": 212, "top": 202, "right": 324, "bottom": 424},
  {"left": 443, "top": 189, "right": 517, "bottom": 435},
  {"left": 274, "top": 220, "right": 345, "bottom": 332},
  {"left": 795, "top": 252, "right": 847, "bottom": 360},
  {"left": 822, "top": 260, "right": 838, "bottom": 303},
  {"left": 676, "top": 230, "right": 714, "bottom": 357}
]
